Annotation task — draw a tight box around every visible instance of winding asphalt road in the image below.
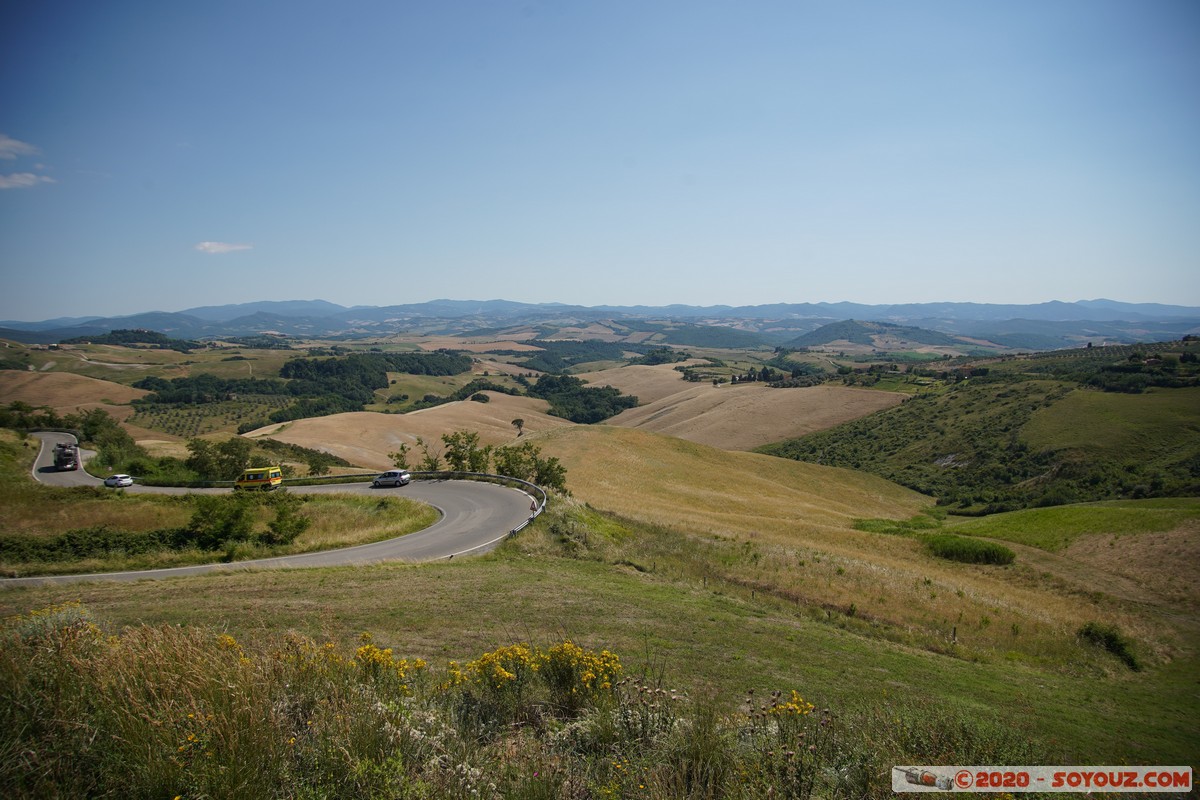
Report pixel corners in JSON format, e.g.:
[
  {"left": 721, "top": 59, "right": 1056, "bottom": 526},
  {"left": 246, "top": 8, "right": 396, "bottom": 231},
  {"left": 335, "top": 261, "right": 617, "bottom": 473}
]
[{"left": 0, "top": 433, "right": 539, "bottom": 587}]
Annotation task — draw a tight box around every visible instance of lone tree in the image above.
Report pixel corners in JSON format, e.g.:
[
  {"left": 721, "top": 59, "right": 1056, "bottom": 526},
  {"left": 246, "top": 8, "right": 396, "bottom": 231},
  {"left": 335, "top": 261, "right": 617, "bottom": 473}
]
[
  {"left": 511, "top": 418, "right": 525, "bottom": 437},
  {"left": 389, "top": 443, "right": 411, "bottom": 470},
  {"left": 414, "top": 436, "right": 443, "bottom": 472}
]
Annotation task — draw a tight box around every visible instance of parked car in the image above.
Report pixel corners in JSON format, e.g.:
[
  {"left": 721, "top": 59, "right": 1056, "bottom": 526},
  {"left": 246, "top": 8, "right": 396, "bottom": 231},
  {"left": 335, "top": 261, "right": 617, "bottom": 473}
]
[
  {"left": 104, "top": 474, "right": 134, "bottom": 488},
  {"left": 372, "top": 470, "right": 411, "bottom": 487}
]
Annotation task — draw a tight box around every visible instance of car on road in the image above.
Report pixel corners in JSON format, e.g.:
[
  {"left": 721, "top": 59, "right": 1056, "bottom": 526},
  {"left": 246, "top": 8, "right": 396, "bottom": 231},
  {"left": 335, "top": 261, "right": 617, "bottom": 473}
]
[
  {"left": 104, "top": 474, "right": 134, "bottom": 488},
  {"left": 372, "top": 469, "right": 411, "bottom": 487},
  {"left": 235, "top": 466, "right": 284, "bottom": 491}
]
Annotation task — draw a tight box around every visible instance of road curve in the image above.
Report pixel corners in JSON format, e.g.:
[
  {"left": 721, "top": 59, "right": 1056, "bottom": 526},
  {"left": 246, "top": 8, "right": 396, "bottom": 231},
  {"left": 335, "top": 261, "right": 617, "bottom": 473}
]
[{"left": 2, "top": 433, "right": 539, "bottom": 587}]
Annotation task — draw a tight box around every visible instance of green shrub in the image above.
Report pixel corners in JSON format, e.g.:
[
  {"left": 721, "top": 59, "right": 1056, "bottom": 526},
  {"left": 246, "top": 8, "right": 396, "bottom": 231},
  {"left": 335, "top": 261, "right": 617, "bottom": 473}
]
[{"left": 1078, "top": 622, "right": 1141, "bottom": 671}]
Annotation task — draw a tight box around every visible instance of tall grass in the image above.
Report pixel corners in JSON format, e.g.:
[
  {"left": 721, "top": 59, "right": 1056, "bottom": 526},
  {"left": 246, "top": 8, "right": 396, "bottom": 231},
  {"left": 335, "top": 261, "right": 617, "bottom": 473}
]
[
  {"left": 923, "top": 534, "right": 1015, "bottom": 565},
  {"left": 0, "top": 603, "right": 1049, "bottom": 799}
]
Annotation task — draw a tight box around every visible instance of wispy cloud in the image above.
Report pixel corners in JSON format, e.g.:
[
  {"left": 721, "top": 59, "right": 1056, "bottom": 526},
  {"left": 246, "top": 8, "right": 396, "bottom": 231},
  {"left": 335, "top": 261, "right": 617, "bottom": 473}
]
[
  {"left": 0, "top": 173, "right": 56, "bottom": 190},
  {"left": 195, "top": 241, "right": 254, "bottom": 254},
  {"left": 0, "top": 134, "right": 39, "bottom": 160}
]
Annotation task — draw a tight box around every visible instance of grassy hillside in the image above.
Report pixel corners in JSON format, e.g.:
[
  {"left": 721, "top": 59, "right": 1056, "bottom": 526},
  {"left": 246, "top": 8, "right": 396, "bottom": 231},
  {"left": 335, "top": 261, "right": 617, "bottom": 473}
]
[
  {"left": 2, "top": 499, "right": 1195, "bottom": 778},
  {"left": 947, "top": 497, "right": 1200, "bottom": 551},
  {"left": 759, "top": 381, "right": 1200, "bottom": 513},
  {"left": 543, "top": 425, "right": 927, "bottom": 537}
]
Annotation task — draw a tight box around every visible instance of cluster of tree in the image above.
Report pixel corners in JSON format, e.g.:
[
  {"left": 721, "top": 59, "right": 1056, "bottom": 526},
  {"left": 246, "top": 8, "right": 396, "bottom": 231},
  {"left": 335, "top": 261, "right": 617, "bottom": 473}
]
[
  {"left": 1016, "top": 341, "right": 1200, "bottom": 393},
  {"left": 673, "top": 357, "right": 732, "bottom": 384},
  {"left": 1079, "top": 360, "right": 1199, "bottom": 393},
  {"left": 184, "top": 436, "right": 344, "bottom": 480},
  {"left": 766, "top": 373, "right": 825, "bottom": 388},
  {"left": 134, "top": 374, "right": 290, "bottom": 404},
  {"left": 184, "top": 437, "right": 258, "bottom": 481},
  {"left": 182, "top": 492, "right": 310, "bottom": 548},
  {"left": 629, "top": 347, "right": 691, "bottom": 366},
  {"left": 731, "top": 367, "right": 783, "bottom": 384},
  {"left": 506, "top": 340, "right": 631, "bottom": 373},
  {"left": 619, "top": 321, "right": 766, "bottom": 348},
  {"left": 134, "top": 350, "right": 474, "bottom": 424},
  {"left": 254, "top": 438, "right": 351, "bottom": 472},
  {"left": 281, "top": 351, "right": 471, "bottom": 383},
  {"left": 405, "top": 379, "right": 521, "bottom": 411},
  {"left": 389, "top": 429, "right": 567, "bottom": 492},
  {"left": 217, "top": 335, "right": 296, "bottom": 350},
  {"left": 0, "top": 403, "right": 185, "bottom": 483},
  {"left": 526, "top": 374, "right": 638, "bottom": 424},
  {"left": 60, "top": 329, "right": 202, "bottom": 352}
]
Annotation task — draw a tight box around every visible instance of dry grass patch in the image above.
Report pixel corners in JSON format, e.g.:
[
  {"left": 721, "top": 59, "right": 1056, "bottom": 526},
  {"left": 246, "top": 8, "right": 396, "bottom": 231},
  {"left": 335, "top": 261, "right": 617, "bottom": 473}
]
[
  {"left": 1, "top": 491, "right": 193, "bottom": 539},
  {"left": 577, "top": 362, "right": 709, "bottom": 405},
  {"left": 0, "top": 371, "right": 147, "bottom": 412},
  {"left": 1061, "top": 521, "right": 1200, "bottom": 613}
]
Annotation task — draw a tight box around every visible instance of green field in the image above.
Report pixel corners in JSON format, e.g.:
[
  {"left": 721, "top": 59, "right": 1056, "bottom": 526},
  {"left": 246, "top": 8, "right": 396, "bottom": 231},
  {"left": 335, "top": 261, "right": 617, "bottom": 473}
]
[
  {"left": 1023, "top": 386, "right": 1200, "bottom": 456},
  {"left": 948, "top": 498, "right": 1200, "bottom": 552}
]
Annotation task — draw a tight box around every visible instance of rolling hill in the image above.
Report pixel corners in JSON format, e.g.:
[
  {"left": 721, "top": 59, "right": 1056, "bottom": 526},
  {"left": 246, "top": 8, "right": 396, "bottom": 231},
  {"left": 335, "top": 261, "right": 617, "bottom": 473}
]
[
  {"left": 244, "top": 393, "right": 574, "bottom": 469},
  {"left": 574, "top": 361, "right": 908, "bottom": 450}
]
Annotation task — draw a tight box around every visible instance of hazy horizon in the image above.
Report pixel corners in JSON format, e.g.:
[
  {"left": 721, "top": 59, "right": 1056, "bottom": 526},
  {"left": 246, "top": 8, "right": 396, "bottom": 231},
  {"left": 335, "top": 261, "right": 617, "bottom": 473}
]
[{"left": 5, "top": 294, "right": 1200, "bottom": 326}]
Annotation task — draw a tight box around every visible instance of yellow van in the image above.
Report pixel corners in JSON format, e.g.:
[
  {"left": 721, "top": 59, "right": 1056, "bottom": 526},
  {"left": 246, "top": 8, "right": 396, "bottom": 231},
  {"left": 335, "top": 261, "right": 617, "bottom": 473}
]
[{"left": 234, "top": 466, "right": 284, "bottom": 491}]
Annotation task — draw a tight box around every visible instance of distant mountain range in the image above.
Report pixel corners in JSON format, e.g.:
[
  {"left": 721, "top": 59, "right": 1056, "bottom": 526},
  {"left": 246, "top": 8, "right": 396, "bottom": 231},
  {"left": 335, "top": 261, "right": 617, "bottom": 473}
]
[{"left": 2, "top": 298, "right": 1198, "bottom": 350}]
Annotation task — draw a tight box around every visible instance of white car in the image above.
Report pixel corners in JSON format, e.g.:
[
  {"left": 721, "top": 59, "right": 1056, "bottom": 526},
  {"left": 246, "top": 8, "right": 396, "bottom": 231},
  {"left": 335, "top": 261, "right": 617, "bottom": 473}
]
[
  {"left": 372, "top": 470, "right": 411, "bottom": 488},
  {"left": 104, "top": 474, "right": 134, "bottom": 488}
]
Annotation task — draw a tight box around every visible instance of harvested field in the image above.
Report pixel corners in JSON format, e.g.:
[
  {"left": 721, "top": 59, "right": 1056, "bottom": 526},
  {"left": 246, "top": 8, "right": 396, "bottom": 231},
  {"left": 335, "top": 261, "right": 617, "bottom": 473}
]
[
  {"left": 474, "top": 359, "right": 543, "bottom": 377},
  {"left": 0, "top": 371, "right": 147, "bottom": 413},
  {"left": 1061, "top": 521, "right": 1200, "bottom": 612},
  {"left": 604, "top": 382, "right": 905, "bottom": 451},
  {"left": 244, "top": 392, "right": 573, "bottom": 469},
  {"left": 577, "top": 362, "right": 709, "bottom": 405}
]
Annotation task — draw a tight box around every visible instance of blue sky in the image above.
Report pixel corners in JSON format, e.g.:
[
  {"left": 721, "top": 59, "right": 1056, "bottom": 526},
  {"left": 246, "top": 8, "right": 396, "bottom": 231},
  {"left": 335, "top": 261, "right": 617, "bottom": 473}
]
[{"left": 2, "top": 0, "right": 1198, "bottom": 320}]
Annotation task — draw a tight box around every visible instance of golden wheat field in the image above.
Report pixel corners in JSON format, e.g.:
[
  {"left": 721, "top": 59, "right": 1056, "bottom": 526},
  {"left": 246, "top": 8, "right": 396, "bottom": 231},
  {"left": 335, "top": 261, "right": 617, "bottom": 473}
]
[
  {"left": 0, "top": 371, "right": 147, "bottom": 416},
  {"left": 245, "top": 392, "right": 574, "bottom": 469},
  {"left": 578, "top": 363, "right": 905, "bottom": 450}
]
